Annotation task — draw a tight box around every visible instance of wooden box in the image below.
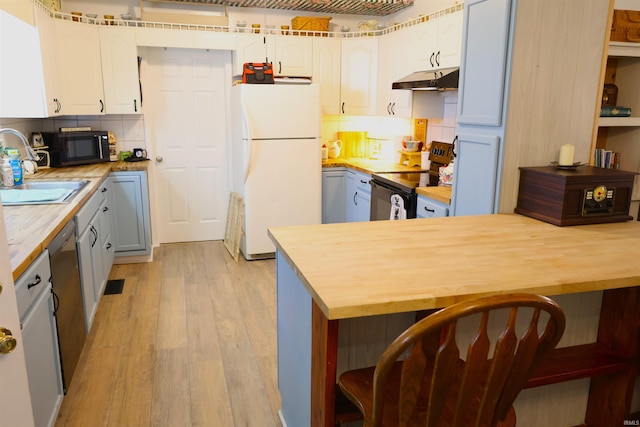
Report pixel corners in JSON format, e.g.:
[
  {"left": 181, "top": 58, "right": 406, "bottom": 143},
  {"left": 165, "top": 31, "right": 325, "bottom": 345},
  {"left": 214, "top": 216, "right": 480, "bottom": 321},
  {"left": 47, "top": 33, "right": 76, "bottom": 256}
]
[{"left": 515, "top": 166, "right": 635, "bottom": 226}]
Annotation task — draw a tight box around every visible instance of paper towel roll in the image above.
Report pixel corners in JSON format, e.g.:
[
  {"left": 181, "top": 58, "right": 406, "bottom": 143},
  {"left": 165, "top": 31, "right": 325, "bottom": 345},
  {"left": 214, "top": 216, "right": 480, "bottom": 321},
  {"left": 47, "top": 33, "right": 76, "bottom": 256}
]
[{"left": 421, "top": 151, "right": 430, "bottom": 170}]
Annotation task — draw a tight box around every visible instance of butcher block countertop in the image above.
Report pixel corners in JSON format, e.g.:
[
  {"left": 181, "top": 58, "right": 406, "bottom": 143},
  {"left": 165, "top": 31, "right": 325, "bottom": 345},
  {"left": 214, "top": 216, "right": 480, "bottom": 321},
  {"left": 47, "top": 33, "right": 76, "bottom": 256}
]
[
  {"left": 3, "top": 161, "right": 149, "bottom": 280},
  {"left": 415, "top": 185, "right": 451, "bottom": 205},
  {"left": 322, "top": 157, "right": 423, "bottom": 174},
  {"left": 268, "top": 214, "right": 640, "bottom": 320}
]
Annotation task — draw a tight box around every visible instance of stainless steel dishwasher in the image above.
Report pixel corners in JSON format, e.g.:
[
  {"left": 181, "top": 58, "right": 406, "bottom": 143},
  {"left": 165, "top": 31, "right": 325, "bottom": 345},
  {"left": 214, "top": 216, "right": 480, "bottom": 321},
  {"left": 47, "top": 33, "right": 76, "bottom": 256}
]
[{"left": 48, "top": 218, "right": 85, "bottom": 394}]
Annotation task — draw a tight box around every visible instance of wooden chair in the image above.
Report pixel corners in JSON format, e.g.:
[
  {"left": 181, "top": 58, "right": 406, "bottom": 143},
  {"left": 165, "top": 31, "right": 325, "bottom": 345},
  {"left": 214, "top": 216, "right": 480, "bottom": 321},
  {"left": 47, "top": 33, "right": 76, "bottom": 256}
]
[{"left": 338, "top": 293, "right": 566, "bottom": 427}]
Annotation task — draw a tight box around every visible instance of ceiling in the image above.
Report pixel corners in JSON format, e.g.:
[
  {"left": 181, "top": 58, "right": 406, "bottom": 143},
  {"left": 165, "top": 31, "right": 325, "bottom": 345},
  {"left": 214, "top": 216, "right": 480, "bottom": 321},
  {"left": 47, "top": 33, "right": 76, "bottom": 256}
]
[{"left": 147, "top": 0, "right": 415, "bottom": 16}]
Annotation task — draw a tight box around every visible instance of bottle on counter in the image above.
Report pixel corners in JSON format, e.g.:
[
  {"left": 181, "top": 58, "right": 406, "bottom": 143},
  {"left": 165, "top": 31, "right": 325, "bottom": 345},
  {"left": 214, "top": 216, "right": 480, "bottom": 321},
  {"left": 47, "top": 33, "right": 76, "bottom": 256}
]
[
  {"left": 6, "top": 148, "right": 23, "bottom": 186},
  {"left": 1, "top": 157, "right": 14, "bottom": 187}
]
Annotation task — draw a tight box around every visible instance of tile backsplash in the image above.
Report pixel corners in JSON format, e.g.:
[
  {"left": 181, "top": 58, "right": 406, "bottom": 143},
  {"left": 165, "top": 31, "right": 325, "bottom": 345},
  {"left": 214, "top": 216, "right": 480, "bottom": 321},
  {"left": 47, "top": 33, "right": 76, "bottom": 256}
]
[{"left": 0, "top": 115, "right": 146, "bottom": 156}]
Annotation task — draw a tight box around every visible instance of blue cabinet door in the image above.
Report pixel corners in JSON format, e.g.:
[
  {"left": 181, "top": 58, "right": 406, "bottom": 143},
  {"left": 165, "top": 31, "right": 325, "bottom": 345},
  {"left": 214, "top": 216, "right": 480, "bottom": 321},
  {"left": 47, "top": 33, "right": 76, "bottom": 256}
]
[
  {"left": 457, "top": 0, "right": 512, "bottom": 126},
  {"left": 452, "top": 133, "right": 500, "bottom": 216},
  {"left": 108, "top": 171, "right": 151, "bottom": 255},
  {"left": 346, "top": 170, "right": 371, "bottom": 222},
  {"left": 322, "top": 169, "right": 347, "bottom": 224}
]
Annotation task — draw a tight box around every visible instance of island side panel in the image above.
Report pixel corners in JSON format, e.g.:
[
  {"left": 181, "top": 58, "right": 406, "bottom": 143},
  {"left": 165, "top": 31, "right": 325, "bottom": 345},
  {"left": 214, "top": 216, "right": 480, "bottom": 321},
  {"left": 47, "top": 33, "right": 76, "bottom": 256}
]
[{"left": 276, "top": 252, "right": 312, "bottom": 426}]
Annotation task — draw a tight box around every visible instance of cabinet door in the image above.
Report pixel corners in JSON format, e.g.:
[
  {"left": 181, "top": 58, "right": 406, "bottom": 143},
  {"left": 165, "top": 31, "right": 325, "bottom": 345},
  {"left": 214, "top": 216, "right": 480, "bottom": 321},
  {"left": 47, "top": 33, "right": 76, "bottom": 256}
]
[
  {"left": 99, "top": 26, "right": 141, "bottom": 114},
  {"left": 341, "top": 38, "right": 378, "bottom": 115},
  {"left": 436, "top": 11, "right": 464, "bottom": 69},
  {"left": 35, "top": 6, "right": 62, "bottom": 116},
  {"left": 451, "top": 133, "right": 500, "bottom": 216},
  {"left": 322, "top": 169, "right": 347, "bottom": 224},
  {"left": 109, "top": 172, "right": 151, "bottom": 255},
  {"left": 312, "top": 38, "right": 341, "bottom": 115},
  {"left": 0, "top": 8, "right": 50, "bottom": 118},
  {"left": 413, "top": 19, "right": 439, "bottom": 72},
  {"left": 90, "top": 212, "right": 106, "bottom": 302},
  {"left": 99, "top": 182, "right": 114, "bottom": 277},
  {"left": 55, "top": 19, "right": 105, "bottom": 115},
  {"left": 346, "top": 170, "right": 371, "bottom": 222},
  {"left": 274, "top": 36, "right": 312, "bottom": 77},
  {"left": 77, "top": 225, "right": 97, "bottom": 333},
  {"left": 22, "top": 284, "right": 64, "bottom": 427},
  {"left": 234, "top": 34, "right": 275, "bottom": 76},
  {"left": 377, "top": 30, "right": 413, "bottom": 118},
  {"left": 416, "top": 196, "right": 449, "bottom": 218},
  {"left": 457, "top": 0, "right": 511, "bottom": 126}
]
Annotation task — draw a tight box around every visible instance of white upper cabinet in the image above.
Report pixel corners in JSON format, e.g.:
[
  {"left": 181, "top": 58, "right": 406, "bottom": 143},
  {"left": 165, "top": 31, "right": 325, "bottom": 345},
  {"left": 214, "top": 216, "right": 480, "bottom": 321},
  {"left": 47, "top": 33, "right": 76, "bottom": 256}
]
[
  {"left": 413, "top": 10, "right": 464, "bottom": 72},
  {"left": 0, "top": 6, "right": 56, "bottom": 118},
  {"left": 99, "top": 26, "right": 141, "bottom": 114},
  {"left": 273, "top": 35, "right": 313, "bottom": 77},
  {"left": 55, "top": 19, "right": 105, "bottom": 115},
  {"left": 233, "top": 34, "right": 312, "bottom": 77},
  {"left": 341, "top": 37, "right": 378, "bottom": 115},
  {"left": 35, "top": 6, "right": 63, "bottom": 116},
  {"left": 312, "top": 38, "right": 342, "bottom": 115},
  {"left": 233, "top": 34, "right": 275, "bottom": 76},
  {"left": 377, "top": 30, "right": 413, "bottom": 118}
]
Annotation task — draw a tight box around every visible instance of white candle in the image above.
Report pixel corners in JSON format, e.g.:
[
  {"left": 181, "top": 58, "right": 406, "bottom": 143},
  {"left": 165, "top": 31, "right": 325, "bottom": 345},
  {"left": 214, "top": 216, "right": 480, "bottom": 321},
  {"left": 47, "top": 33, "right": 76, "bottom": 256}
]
[{"left": 559, "top": 144, "right": 575, "bottom": 166}]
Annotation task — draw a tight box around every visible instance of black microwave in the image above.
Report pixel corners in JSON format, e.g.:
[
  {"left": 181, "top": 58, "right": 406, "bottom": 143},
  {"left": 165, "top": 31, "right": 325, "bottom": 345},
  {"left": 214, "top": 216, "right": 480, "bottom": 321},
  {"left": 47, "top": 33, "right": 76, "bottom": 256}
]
[{"left": 42, "top": 131, "right": 110, "bottom": 167}]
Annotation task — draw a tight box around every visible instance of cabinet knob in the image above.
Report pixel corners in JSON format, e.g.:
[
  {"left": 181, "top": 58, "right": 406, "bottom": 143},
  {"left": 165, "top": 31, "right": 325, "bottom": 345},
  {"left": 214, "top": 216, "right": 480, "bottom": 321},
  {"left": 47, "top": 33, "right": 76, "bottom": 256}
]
[
  {"left": 0, "top": 327, "right": 18, "bottom": 355},
  {"left": 156, "top": 156, "right": 164, "bottom": 163}
]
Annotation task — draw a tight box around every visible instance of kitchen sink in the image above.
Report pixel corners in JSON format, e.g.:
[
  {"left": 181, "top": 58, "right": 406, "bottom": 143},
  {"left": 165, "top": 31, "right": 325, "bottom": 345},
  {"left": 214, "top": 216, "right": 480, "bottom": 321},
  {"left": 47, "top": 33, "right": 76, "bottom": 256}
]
[{"left": 0, "top": 180, "right": 90, "bottom": 206}]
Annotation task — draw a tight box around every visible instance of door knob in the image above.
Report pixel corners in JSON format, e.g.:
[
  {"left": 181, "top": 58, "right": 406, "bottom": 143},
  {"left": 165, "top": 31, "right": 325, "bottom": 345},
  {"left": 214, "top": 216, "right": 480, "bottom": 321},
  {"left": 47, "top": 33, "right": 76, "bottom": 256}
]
[
  {"left": 0, "top": 327, "right": 17, "bottom": 355},
  {"left": 156, "top": 156, "right": 164, "bottom": 163}
]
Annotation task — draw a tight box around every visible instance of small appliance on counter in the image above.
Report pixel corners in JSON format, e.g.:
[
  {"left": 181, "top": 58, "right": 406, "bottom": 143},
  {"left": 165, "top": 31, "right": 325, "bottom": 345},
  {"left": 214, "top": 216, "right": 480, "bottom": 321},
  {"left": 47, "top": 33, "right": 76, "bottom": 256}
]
[{"left": 41, "top": 131, "right": 110, "bottom": 167}]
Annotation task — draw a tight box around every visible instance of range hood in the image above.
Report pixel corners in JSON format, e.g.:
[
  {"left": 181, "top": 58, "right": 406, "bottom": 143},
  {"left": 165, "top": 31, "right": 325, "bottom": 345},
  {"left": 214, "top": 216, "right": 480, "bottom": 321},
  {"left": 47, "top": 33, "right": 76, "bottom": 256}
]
[{"left": 392, "top": 67, "right": 459, "bottom": 91}]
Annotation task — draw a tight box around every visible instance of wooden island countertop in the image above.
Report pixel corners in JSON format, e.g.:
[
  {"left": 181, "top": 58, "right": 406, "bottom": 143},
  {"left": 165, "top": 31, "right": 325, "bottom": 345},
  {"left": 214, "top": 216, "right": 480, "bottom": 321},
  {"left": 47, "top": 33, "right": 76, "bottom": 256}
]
[
  {"left": 270, "top": 214, "right": 640, "bottom": 427},
  {"left": 269, "top": 213, "right": 640, "bottom": 320},
  {"left": 3, "top": 161, "right": 149, "bottom": 280}
]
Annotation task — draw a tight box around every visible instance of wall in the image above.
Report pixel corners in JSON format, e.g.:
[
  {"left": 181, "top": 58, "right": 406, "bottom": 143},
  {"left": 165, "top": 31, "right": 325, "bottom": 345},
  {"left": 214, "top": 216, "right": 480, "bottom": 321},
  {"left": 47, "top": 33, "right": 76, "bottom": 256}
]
[{"left": 0, "top": 115, "right": 146, "bottom": 158}]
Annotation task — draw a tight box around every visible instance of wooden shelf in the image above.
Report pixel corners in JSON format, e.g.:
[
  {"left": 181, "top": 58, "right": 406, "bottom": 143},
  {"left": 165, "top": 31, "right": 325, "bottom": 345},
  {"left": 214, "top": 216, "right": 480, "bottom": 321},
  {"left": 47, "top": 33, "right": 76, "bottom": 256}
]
[
  {"left": 609, "top": 42, "right": 640, "bottom": 58},
  {"left": 598, "top": 116, "right": 640, "bottom": 127},
  {"left": 524, "top": 343, "right": 634, "bottom": 389}
]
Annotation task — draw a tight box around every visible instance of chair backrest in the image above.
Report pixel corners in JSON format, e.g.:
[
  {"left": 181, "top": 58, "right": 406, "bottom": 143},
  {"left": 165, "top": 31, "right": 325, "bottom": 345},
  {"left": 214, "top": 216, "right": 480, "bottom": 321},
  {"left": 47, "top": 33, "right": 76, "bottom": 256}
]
[{"left": 372, "top": 293, "right": 566, "bottom": 427}]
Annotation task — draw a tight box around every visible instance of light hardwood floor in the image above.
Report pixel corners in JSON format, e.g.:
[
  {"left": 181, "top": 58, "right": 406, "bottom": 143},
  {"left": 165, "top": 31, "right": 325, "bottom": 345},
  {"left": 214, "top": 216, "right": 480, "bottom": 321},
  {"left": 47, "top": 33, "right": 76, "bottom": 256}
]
[{"left": 54, "top": 241, "right": 281, "bottom": 427}]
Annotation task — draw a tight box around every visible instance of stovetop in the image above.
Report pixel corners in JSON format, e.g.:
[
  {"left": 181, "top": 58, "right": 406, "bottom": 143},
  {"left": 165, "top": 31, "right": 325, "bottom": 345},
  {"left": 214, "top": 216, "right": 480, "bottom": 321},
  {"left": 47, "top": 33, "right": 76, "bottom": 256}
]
[{"left": 372, "top": 171, "right": 431, "bottom": 191}]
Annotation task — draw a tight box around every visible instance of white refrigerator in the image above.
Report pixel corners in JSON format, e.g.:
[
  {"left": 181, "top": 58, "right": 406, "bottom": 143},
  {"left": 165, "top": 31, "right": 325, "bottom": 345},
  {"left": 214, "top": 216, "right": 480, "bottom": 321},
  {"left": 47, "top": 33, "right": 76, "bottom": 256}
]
[{"left": 231, "top": 83, "right": 322, "bottom": 260}]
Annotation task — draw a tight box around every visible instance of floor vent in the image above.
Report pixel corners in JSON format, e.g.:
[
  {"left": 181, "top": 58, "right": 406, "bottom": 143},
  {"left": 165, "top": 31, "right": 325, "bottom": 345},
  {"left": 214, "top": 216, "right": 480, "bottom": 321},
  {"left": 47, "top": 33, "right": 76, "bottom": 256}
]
[{"left": 104, "top": 279, "right": 125, "bottom": 295}]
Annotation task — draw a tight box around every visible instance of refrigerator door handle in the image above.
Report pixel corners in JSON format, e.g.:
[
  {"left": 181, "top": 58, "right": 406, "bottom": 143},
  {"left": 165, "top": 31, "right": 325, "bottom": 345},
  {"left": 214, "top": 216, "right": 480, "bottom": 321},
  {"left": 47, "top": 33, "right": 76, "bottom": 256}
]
[
  {"left": 240, "top": 95, "right": 254, "bottom": 184},
  {"left": 243, "top": 138, "right": 253, "bottom": 184}
]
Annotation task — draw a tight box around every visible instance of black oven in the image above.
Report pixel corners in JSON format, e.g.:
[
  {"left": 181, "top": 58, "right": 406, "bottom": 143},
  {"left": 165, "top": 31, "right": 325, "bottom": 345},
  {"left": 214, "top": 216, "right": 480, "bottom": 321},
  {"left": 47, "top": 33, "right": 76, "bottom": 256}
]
[
  {"left": 42, "top": 131, "right": 110, "bottom": 167},
  {"left": 370, "top": 171, "right": 430, "bottom": 220}
]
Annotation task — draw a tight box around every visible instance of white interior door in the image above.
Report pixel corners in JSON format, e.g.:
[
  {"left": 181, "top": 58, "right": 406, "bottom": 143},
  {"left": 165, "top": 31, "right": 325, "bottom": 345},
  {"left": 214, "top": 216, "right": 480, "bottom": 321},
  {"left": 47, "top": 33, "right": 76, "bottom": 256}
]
[
  {"left": 0, "top": 204, "right": 35, "bottom": 426},
  {"left": 144, "top": 47, "right": 232, "bottom": 243}
]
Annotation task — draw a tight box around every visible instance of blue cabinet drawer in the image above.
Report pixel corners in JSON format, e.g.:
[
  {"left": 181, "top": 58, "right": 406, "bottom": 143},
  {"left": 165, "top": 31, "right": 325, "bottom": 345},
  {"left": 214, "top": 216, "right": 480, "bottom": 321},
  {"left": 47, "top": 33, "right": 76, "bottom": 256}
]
[{"left": 416, "top": 195, "right": 449, "bottom": 219}]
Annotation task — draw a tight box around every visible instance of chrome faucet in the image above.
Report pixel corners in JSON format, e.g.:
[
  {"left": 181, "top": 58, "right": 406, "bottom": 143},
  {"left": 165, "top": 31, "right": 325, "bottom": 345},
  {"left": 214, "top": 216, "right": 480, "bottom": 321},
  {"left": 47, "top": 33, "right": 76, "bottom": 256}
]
[{"left": 0, "top": 128, "right": 40, "bottom": 162}]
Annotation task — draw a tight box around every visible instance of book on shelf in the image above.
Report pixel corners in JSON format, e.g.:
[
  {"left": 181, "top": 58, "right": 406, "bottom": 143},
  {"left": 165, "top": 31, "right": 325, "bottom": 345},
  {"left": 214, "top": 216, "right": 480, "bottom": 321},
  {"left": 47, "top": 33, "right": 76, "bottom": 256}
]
[
  {"left": 600, "top": 106, "right": 632, "bottom": 117},
  {"left": 594, "top": 148, "right": 621, "bottom": 169}
]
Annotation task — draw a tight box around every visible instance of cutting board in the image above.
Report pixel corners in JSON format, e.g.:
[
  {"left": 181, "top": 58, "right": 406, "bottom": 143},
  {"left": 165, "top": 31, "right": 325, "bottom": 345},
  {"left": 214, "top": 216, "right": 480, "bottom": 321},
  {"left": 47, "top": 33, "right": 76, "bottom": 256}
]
[{"left": 337, "top": 131, "right": 368, "bottom": 158}]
